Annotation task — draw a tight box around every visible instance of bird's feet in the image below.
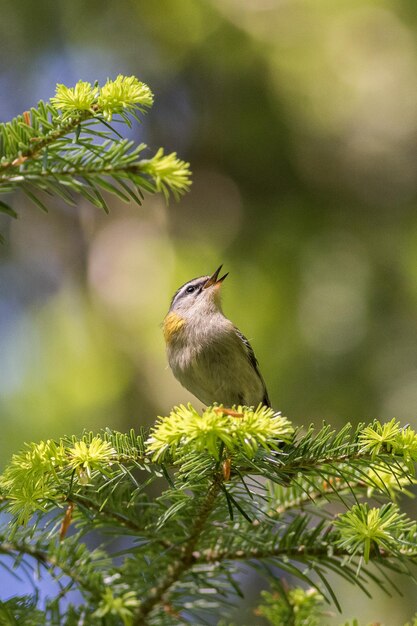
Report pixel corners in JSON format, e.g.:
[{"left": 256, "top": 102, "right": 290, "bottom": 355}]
[{"left": 213, "top": 407, "right": 244, "bottom": 418}]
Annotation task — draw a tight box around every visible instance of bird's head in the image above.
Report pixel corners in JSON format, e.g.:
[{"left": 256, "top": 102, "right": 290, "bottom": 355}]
[{"left": 163, "top": 266, "right": 228, "bottom": 342}]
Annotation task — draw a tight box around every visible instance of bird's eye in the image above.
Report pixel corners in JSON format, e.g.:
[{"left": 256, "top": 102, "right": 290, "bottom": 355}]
[{"left": 185, "top": 285, "right": 195, "bottom": 294}]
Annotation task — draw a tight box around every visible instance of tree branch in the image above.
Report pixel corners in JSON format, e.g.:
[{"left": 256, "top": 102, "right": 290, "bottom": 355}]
[
  {"left": 0, "top": 537, "right": 101, "bottom": 598},
  {"left": 133, "top": 473, "right": 224, "bottom": 625},
  {"left": 68, "top": 494, "right": 173, "bottom": 549},
  {"left": 0, "top": 111, "right": 90, "bottom": 171},
  {"left": 194, "top": 541, "right": 417, "bottom": 566}
]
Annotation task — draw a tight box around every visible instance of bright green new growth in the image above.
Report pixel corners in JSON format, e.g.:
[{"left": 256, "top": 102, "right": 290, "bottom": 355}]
[
  {"left": 358, "top": 418, "right": 401, "bottom": 459},
  {"left": 257, "top": 587, "right": 325, "bottom": 626},
  {"left": 1, "top": 410, "right": 417, "bottom": 625},
  {"left": 50, "top": 75, "right": 154, "bottom": 121},
  {"left": 67, "top": 437, "right": 116, "bottom": 482},
  {"left": 0, "top": 440, "right": 68, "bottom": 525},
  {"left": 0, "top": 75, "right": 191, "bottom": 239},
  {"left": 359, "top": 418, "right": 417, "bottom": 472},
  {"left": 97, "top": 75, "right": 154, "bottom": 119},
  {"left": 51, "top": 75, "right": 154, "bottom": 122},
  {"left": 147, "top": 404, "right": 294, "bottom": 462},
  {"left": 93, "top": 588, "right": 140, "bottom": 626},
  {"left": 50, "top": 80, "right": 99, "bottom": 112},
  {"left": 335, "top": 502, "right": 417, "bottom": 563}
]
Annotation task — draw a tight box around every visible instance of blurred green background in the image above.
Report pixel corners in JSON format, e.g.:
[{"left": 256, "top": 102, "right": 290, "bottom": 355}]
[{"left": 1, "top": 0, "right": 417, "bottom": 623}]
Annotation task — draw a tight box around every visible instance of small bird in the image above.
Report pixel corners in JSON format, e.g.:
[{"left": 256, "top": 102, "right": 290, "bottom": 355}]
[{"left": 163, "top": 266, "right": 270, "bottom": 408}]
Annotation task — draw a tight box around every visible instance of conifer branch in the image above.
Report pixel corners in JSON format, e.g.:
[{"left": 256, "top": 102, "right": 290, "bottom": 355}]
[
  {"left": 194, "top": 540, "right": 417, "bottom": 565},
  {"left": 0, "top": 533, "right": 104, "bottom": 599},
  {"left": 0, "top": 539, "right": 50, "bottom": 567},
  {"left": 133, "top": 473, "right": 224, "bottom": 625},
  {"left": 0, "top": 110, "right": 91, "bottom": 172},
  {"left": 266, "top": 477, "right": 366, "bottom": 517},
  {"left": 1, "top": 408, "right": 417, "bottom": 624},
  {"left": 0, "top": 75, "right": 191, "bottom": 237}
]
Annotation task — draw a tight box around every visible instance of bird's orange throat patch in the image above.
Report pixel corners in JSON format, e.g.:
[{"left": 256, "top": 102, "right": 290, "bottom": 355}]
[{"left": 163, "top": 312, "right": 186, "bottom": 343}]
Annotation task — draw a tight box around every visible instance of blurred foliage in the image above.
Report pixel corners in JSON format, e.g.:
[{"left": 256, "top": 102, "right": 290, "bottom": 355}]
[
  {"left": 1, "top": 0, "right": 417, "bottom": 623},
  {"left": 256, "top": 587, "right": 325, "bottom": 626}
]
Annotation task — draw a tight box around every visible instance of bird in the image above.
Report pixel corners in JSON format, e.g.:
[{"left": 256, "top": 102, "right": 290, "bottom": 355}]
[{"left": 163, "top": 266, "right": 270, "bottom": 408}]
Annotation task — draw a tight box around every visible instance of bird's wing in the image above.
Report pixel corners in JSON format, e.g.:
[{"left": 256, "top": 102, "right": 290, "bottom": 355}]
[{"left": 234, "top": 328, "right": 271, "bottom": 407}]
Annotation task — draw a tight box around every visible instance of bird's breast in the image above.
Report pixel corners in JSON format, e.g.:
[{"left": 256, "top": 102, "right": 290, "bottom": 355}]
[{"left": 163, "top": 312, "right": 186, "bottom": 344}]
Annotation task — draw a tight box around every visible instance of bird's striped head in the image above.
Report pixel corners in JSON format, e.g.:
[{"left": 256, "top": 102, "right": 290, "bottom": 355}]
[{"left": 163, "top": 266, "right": 228, "bottom": 343}]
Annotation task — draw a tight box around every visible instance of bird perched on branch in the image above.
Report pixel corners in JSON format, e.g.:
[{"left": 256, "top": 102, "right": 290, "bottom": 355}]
[{"left": 163, "top": 266, "right": 270, "bottom": 408}]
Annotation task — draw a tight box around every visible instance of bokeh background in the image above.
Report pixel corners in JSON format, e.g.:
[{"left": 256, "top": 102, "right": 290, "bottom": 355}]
[{"left": 1, "top": 0, "right": 417, "bottom": 623}]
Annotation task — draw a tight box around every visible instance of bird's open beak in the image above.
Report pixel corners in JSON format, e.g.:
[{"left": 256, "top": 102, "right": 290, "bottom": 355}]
[{"left": 203, "top": 265, "right": 229, "bottom": 289}]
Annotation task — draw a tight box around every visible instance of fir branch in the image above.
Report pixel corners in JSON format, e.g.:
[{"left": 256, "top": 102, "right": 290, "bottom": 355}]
[
  {"left": 265, "top": 475, "right": 366, "bottom": 517},
  {"left": 67, "top": 492, "right": 173, "bottom": 549},
  {"left": 193, "top": 537, "right": 417, "bottom": 566},
  {"left": 0, "top": 538, "right": 50, "bottom": 568},
  {"left": 0, "top": 109, "right": 90, "bottom": 172},
  {"left": 132, "top": 473, "right": 224, "bottom": 625},
  {"left": 0, "top": 76, "right": 191, "bottom": 235},
  {"left": 2, "top": 411, "right": 417, "bottom": 623},
  {"left": 0, "top": 532, "right": 106, "bottom": 600}
]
